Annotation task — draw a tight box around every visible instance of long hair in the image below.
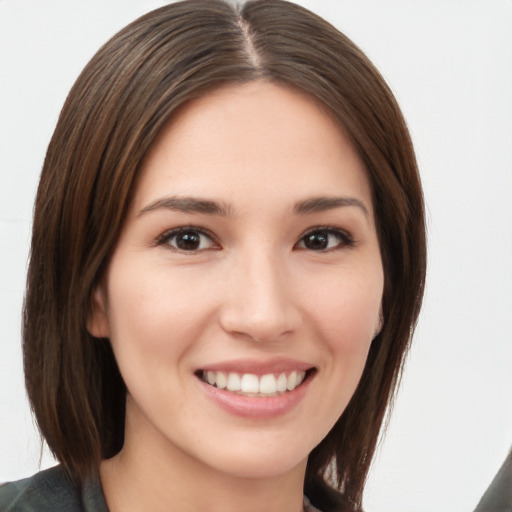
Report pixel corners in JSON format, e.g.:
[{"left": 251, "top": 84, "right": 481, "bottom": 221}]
[{"left": 23, "top": 0, "right": 426, "bottom": 507}]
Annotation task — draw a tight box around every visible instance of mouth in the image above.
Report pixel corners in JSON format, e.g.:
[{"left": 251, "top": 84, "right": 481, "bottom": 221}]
[{"left": 195, "top": 368, "right": 316, "bottom": 398}]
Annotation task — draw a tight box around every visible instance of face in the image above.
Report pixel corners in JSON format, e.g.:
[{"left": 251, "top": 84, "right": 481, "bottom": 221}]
[{"left": 89, "top": 82, "right": 383, "bottom": 481}]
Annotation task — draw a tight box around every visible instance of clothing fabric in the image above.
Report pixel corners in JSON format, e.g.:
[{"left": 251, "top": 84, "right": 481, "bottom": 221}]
[
  {"left": 0, "top": 466, "right": 107, "bottom": 512},
  {"left": 473, "top": 449, "right": 512, "bottom": 512},
  {"left": 0, "top": 465, "right": 331, "bottom": 512}
]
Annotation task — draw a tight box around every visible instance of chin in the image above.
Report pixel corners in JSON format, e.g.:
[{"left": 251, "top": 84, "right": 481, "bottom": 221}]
[
  {"left": 213, "top": 453, "right": 307, "bottom": 480},
  {"left": 187, "top": 433, "right": 313, "bottom": 480}
]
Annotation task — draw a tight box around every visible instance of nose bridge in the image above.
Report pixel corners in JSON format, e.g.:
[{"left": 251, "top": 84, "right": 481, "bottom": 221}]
[{"left": 220, "top": 244, "right": 299, "bottom": 342}]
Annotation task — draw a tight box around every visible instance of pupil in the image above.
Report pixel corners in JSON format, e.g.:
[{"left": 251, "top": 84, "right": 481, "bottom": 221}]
[
  {"left": 305, "top": 232, "right": 328, "bottom": 250},
  {"left": 177, "top": 232, "right": 200, "bottom": 250}
]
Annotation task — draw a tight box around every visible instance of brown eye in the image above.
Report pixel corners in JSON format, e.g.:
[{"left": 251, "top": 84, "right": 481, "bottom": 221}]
[
  {"left": 174, "top": 231, "right": 202, "bottom": 250},
  {"left": 297, "top": 229, "right": 353, "bottom": 251},
  {"left": 159, "top": 228, "right": 218, "bottom": 252}
]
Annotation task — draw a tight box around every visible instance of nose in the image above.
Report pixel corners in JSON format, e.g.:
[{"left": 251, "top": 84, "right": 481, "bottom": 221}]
[{"left": 219, "top": 250, "right": 301, "bottom": 343}]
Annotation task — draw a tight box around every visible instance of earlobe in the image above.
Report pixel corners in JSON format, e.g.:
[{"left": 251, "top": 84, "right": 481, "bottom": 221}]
[{"left": 87, "top": 285, "right": 110, "bottom": 338}]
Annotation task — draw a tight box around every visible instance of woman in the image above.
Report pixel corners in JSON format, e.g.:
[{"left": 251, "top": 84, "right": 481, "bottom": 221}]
[{"left": 0, "top": 1, "right": 426, "bottom": 511}]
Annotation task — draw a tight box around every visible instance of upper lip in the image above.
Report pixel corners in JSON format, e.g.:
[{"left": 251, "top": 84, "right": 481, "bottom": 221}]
[{"left": 197, "top": 358, "right": 315, "bottom": 376}]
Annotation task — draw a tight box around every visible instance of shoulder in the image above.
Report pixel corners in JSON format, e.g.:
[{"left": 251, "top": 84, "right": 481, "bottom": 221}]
[
  {"left": 0, "top": 465, "right": 85, "bottom": 512},
  {"left": 305, "top": 476, "right": 363, "bottom": 512},
  {"left": 473, "top": 450, "right": 512, "bottom": 512}
]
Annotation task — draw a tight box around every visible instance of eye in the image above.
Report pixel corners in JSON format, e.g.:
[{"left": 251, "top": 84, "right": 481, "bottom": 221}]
[
  {"left": 157, "top": 227, "right": 219, "bottom": 252},
  {"left": 296, "top": 228, "right": 354, "bottom": 251}
]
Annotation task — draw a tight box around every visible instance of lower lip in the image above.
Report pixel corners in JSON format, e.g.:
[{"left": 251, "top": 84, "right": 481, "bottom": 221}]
[{"left": 197, "top": 374, "right": 313, "bottom": 419}]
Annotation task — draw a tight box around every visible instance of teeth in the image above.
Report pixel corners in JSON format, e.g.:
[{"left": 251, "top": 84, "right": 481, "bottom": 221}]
[
  {"left": 216, "top": 371, "right": 227, "bottom": 389},
  {"left": 240, "top": 374, "right": 259, "bottom": 393},
  {"left": 287, "top": 370, "right": 298, "bottom": 391},
  {"left": 259, "top": 374, "right": 277, "bottom": 394},
  {"left": 227, "top": 372, "right": 241, "bottom": 391},
  {"left": 276, "top": 373, "right": 288, "bottom": 392},
  {"left": 201, "top": 370, "right": 307, "bottom": 396}
]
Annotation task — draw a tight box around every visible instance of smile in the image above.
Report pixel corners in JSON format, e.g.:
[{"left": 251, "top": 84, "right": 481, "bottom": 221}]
[
  {"left": 199, "top": 370, "right": 307, "bottom": 397},
  {"left": 196, "top": 364, "right": 316, "bottom": 418}
]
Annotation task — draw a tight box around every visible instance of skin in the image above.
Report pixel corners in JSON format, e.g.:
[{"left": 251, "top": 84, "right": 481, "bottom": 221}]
[{"left": 88, "top": 81, "right": 384, "bottom": 512}]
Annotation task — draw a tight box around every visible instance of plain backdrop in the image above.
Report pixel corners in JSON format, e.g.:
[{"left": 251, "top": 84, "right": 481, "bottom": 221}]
[{"left": 0, "top": 1, "right": 511, "bottom": 512}]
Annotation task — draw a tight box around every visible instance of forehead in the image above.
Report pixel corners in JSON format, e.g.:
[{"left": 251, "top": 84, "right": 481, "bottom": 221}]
[{"left": 132, "top": 81, "right": 373, "bottom": 216}]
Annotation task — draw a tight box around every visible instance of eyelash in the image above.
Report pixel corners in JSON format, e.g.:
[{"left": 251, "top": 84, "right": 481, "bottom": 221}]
[
  {"left": 155, "top": 226, "right": 355, "bottom": 253},
  {"left": 295, "top": 226, "right": 355, "bottom": 252},
  {"left": 155, "top": 227, "right": 220, "bottom": 253}
]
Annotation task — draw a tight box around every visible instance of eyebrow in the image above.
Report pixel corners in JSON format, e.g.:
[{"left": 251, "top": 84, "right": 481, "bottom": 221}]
[
  {"left": 138, "top": 195, "right": 369, "bottom": 219},
  {"left": 138, "top": 196, "right": 230, "bottom": 217},
  {"left": 293, "top": 196, "right": 369, "bottom": 218}
]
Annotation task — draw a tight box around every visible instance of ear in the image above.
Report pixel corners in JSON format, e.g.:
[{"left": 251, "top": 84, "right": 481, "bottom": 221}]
[{"left": 87, "top": 284, "right": 110, "bottom": 338}]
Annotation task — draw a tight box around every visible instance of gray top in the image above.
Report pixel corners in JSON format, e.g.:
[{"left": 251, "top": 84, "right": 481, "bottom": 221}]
[
  {"left": 0, "top": 465, "right": 323, "bottom": 512},
  {"left": 0, "top": 466, "right": 108, "bottom": 512},
  {"left": 473, "top": 450, "right": 512, "bottom": 512}
]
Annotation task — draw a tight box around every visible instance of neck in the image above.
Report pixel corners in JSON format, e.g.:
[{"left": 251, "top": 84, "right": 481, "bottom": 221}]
[{"left": 100, "top": 405, "right": 307, "bottom": 512}]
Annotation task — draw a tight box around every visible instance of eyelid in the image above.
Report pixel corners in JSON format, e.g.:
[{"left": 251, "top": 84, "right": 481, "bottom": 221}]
[
  {"left": 295, "top": 226, "right": 355, "bottom": 251},
  {"left": 153, "top": 225, "right": 354, "bottom": 253},
  {"left": 155, "top": 226, "right": 220, "bottom": 251}
]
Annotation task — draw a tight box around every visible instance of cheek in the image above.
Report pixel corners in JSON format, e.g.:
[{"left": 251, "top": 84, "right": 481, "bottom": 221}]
[
  {"left": 304, "top": 268, "right": 383, "bottom": 351},
  {"left": 105, "top": 260, "right": 218, "bottom": 361},
  {"left": 296, "top": 269, "right": 383, "bottom": 443}
]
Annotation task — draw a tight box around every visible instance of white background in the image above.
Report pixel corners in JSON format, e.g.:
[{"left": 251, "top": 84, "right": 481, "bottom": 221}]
[{"left": 0, "top": 1, "right": 511, "bottom": 511}]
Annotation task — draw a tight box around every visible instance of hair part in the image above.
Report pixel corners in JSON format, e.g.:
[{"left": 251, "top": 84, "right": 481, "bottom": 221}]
[{"left": 23, "top": 0, "right": 426, "bottom": 507}]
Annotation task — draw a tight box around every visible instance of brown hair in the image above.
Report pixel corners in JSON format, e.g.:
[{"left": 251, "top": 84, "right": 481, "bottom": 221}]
[{"left": 23, "top": 0, "right": 426, "bottom": 507}]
